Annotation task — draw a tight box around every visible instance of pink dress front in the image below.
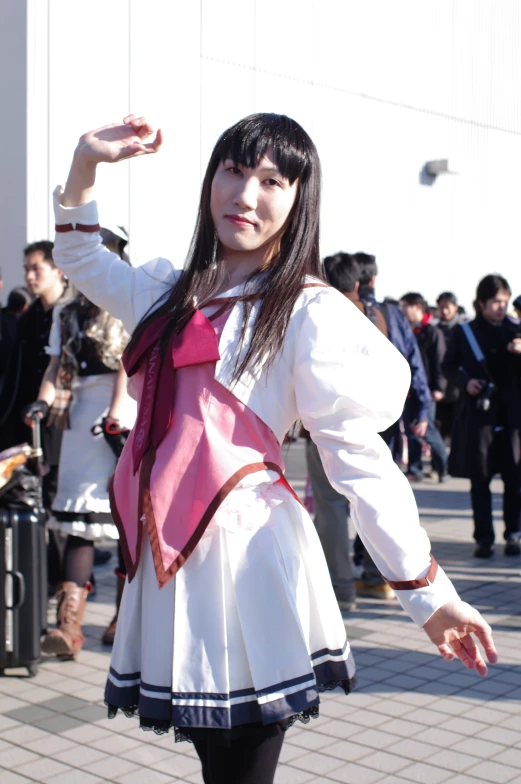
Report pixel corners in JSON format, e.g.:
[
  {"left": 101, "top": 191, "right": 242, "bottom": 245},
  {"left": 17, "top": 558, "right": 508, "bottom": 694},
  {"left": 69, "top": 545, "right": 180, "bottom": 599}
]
[{"left": 110, "top": 307, "right": 297, "bottom": 587}]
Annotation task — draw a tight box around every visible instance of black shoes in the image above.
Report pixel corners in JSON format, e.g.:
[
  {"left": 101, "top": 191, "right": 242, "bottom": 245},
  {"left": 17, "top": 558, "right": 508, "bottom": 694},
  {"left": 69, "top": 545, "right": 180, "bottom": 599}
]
[
  {"left": 504, "top": 540, "right": 521, "bottom": 556},
  {"left": 474, "top": 542, "right": 494, "bottom": 559},
  {"left": 474, "top": 540, "right": 521, "bottom": 557}
]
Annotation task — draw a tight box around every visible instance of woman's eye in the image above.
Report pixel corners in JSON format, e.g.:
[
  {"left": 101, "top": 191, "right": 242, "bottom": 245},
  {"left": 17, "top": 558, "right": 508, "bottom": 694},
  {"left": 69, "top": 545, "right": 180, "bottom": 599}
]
[
  {"left": 265, "top": 178, "right": 281, "bottom": 187},
  {"left": 226, "top": 166, "right": 242, "bottom": 175}
]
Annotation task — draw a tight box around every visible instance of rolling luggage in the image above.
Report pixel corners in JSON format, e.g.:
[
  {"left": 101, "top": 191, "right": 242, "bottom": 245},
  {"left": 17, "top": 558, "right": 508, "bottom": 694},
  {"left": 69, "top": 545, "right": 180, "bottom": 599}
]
[{"left": 0, "top": 421, "right": 47, "bottom": 677}]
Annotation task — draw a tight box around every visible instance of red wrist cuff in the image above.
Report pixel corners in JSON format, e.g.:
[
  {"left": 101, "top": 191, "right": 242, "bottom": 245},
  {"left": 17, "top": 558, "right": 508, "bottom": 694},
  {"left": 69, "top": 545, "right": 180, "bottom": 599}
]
[
  {"left": 55, "top": 222, "right": 101, "bottom": 233},
  {"left": 384, "top": 556, "right": 438, "bottom": 590}
]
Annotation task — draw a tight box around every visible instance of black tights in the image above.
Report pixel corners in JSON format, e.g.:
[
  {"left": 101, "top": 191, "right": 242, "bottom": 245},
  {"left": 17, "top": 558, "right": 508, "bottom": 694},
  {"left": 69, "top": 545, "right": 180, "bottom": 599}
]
[
  {"left": 62, "top": 536, "right": 94, "bottom": 585},
  {"left": 189, "top": 722, "right": 285, "bottom": 784}
]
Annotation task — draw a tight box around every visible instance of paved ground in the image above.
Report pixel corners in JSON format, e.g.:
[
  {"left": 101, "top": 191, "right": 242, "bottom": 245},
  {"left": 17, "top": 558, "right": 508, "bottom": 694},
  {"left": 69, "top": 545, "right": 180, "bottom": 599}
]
[{"left": 1, "top": 439, "right": 520, "bottom": 784}]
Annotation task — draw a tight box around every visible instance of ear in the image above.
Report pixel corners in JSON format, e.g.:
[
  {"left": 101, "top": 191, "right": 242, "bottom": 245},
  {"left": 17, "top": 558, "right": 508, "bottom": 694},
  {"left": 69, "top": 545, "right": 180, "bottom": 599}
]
[
  {"left": 369, "top": 275, "right": 377, "bottom": 287},
  {"left": 354, "top": 280, "right": 360, "bottom": 294}
]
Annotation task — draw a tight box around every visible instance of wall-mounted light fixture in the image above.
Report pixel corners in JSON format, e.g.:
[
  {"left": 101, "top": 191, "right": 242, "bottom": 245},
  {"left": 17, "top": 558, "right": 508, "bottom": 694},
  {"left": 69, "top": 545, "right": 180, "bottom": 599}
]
[
  {"left": 425, "top": 159, "right": 457, "bottom": 177},
  {"left": 420, "top": 159, "right": 458, "bottom": 186}
]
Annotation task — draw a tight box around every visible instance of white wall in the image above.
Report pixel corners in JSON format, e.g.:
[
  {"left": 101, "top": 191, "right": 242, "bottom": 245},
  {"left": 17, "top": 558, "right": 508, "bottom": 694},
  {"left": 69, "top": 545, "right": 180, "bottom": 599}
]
[
  {"left": 0, "top": 0, "right": 28, "bottom": 298},
  {"left": 2, "top": 0, "right": 521, "bottom": 312}
]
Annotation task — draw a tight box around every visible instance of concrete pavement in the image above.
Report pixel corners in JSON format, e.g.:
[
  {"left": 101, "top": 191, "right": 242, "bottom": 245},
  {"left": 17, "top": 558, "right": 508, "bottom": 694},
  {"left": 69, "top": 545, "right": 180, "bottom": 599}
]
[{"left": 0, "top": 439, "right": 520, "bottom": 784}]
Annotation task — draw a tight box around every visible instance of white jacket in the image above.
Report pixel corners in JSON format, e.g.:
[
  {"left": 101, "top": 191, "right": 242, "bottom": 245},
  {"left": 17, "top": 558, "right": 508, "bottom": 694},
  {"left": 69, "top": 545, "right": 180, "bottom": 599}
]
[{"left": 53, "top": 186, "right": 459, "bottom": 626}]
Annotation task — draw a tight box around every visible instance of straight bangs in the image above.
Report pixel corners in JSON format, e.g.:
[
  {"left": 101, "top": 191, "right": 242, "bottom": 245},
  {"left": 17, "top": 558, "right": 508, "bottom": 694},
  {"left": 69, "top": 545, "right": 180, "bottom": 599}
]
[{"left": 215, "top": 113, "right": 313, "bottom": 185}]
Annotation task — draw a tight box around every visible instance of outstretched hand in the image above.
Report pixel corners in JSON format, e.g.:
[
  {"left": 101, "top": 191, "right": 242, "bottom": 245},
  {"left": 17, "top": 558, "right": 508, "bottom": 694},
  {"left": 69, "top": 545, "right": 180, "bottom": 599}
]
[
  {"left": 75, "top": 115, "right": 163, "bottom": 166},
  {"left": 423, "top": 600, "right": 498, "bottom": 676}
]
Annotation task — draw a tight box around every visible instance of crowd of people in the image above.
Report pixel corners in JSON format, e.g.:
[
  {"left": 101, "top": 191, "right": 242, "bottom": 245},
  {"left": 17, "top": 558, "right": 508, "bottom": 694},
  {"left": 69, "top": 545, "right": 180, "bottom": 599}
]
[{"left": 0, "top": 111, "right": 507, "bottom": 783}]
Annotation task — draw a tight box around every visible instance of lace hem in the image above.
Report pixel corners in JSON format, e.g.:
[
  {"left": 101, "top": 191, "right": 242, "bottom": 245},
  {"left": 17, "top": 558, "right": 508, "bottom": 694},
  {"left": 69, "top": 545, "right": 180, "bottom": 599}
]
[
  {"left": 317, "top": 676, "right": 357, "bottom": 695},
  {"left": 284, "top": 705, "right": 319, "bottom": 729},
  {"left": 106, "top": 678, "right": 355, "bottom": 742},
  {"left": 106, "top": 702, "right": 173, "bottom": 738}
]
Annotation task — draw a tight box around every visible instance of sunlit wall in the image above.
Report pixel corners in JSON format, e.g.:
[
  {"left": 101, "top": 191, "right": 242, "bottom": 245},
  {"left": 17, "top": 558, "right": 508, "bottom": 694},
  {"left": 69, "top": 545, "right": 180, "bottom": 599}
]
[{"left": 2, "top": 0, "right": 521, "bottom": 311}]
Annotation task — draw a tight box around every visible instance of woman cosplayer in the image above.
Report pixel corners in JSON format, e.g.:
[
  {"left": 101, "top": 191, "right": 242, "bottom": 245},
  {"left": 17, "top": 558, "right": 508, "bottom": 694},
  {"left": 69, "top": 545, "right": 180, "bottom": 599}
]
[
  {"left": 26, "top": 293, "right": 134, "bottom": 656},
  {"left": 53, "top": 114, "right": 497, "bottom": 784}
]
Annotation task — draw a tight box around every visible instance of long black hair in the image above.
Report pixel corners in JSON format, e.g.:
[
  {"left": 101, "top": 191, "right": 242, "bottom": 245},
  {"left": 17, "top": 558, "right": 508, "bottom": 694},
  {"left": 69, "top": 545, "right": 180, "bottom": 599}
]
[{"left": 126, "top": 113, "right": 323, "bottom": 380}]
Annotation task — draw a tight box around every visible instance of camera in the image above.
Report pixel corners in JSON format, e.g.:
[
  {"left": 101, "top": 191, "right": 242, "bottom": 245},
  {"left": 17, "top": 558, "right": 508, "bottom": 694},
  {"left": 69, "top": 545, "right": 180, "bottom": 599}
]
[{"left": 476, "top": 382, "right": 495, "bottom": 412}]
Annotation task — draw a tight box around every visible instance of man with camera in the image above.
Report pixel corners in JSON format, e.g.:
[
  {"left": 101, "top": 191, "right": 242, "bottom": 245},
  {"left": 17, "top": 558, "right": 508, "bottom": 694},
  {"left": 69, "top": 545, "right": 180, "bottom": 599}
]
[{"left": 443, "top": 275, "right": 521, "bottom": 558}]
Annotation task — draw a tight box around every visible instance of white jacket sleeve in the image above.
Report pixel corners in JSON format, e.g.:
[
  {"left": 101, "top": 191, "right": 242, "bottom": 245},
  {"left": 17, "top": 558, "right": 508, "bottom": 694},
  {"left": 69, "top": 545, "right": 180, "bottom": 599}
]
[
  {"left": 294, "top": 288, "right": 459, "bottom": 627},
  {"left": 52, "top": 187, "right": 180, "bottom": 334}
]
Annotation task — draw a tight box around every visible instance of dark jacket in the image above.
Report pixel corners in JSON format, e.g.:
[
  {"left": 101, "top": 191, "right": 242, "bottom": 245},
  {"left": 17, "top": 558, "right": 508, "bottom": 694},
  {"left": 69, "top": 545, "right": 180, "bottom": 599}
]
[
  {"left": 437, "top": 315, "right": 462, "bottom": 404},
  {"left": 0, "top": 299, "right": 62, "bottom": 464},
  {"left": 413, "top": 318, "right": 447, "bottom": 394},
  {"left": 442, "top": 314, "right": 521, "bottom": 478},
  {"left": 437, "top": 313, "right": 461, "bottom": 340},
  {"left": 0, "top": 309, "right": 20, "bottom": 388},
  {"left": 359, "top": 287, "right": 431, "bottom": 422}
]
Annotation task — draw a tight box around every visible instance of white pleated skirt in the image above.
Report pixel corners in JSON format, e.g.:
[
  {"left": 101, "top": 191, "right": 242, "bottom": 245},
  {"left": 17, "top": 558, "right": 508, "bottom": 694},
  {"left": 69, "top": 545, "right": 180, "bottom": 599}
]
[{"left": 105, "top": 471, "right": 356, "bottom": 737}]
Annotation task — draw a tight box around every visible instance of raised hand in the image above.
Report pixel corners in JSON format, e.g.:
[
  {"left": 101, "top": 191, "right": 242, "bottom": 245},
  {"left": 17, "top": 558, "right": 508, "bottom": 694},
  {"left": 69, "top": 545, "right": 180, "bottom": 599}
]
[
  {"left": 75, "top": 115, "right": 163, "bottom": 166},
  {"left": 423, "top": 600, "right": 498, "bottom": 676},
  {"left": 62, "top": 115, "right": 163, "bottom": 207}
]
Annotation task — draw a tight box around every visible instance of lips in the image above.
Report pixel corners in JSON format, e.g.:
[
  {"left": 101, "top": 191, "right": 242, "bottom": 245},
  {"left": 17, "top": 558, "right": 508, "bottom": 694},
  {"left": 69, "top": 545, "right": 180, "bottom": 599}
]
[{"left": 224, "top": 214, "right": 255, "bottom": 227}]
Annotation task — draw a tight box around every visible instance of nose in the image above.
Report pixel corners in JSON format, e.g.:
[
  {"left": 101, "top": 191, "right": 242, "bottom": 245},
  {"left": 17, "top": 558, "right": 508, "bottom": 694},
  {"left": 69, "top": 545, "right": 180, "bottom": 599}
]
[{"left": 233, "top": 175, "right": 258, "bottom": 211}]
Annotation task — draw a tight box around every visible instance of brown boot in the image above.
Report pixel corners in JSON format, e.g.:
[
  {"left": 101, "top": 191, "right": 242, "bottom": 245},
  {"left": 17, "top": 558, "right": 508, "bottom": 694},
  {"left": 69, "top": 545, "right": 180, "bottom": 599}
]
[
  {"left": 41, "top": 581, "right": 92, "bottom": 658},
  {"left": 101, "top": 569, "right": 126, "bottom": 645}
]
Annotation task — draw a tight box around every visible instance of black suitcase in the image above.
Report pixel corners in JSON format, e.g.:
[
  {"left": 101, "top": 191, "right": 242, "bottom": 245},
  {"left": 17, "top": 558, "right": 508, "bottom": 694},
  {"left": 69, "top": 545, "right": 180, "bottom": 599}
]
[{"left": 0, "top": 422, "right": 47, "bottom": 677}]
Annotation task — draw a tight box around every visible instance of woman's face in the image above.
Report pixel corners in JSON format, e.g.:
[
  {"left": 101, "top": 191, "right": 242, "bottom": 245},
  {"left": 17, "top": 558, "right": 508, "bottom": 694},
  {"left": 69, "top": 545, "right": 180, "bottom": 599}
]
[{"left": 210, "top": 149, "right": 298, "bottom": 259}]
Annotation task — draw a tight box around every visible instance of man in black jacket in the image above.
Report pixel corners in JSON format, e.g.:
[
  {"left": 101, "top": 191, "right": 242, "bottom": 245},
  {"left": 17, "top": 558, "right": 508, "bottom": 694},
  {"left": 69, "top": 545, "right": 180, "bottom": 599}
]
[
  {"left": 0, "top": 241, "right": 67, "bottom": 507},
  {"left": 400, "top": 292, "right": 448, "bottom": 481},
  {"left": 442, "top": 275, "right": 521, "bottom": 558}
]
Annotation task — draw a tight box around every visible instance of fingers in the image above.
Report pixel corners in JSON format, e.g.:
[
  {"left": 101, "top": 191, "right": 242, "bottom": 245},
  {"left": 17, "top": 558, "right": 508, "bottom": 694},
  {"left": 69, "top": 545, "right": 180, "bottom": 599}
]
[
  {"left": 436, "top": 624, "right": 498, "bottom": 677},
  {"left": 474, "top": 622, "right": 499, "bottom": 665},
  {"left": 461, "top": 637, "right": 489, "bottom": 677},
  {"left": 123, "top": 114, "right": 156, "bottom": 138},
  {"left": 122, "top": 115, "right": 162, "bottom": 156},
  {"left": 143, "top": 127, "right": 163, "bottom": 154},
  {"left": 437, "top": 643, "right": 455, "bottom": 662},
  {"left": 451, "top": 636, "right": 478, "bottom": 672},
  {"left": 449, "top": 634, "right": 489, "bottom": 677}
]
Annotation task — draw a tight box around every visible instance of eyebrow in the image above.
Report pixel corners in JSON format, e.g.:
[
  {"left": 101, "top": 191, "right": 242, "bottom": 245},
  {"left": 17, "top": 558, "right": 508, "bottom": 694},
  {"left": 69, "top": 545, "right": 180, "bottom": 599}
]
[
  {"left": 258, "top": 167, "right": 282, "bottom": 176},
  {"left": 223, "top": 158, "right": 282, "bottom": 175}
]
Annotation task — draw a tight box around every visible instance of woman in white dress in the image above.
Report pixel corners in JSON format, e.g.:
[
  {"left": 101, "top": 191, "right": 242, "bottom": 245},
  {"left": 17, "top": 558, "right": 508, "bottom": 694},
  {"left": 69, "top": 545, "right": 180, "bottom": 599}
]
[
  {"left": 52, "top": 113, "right": 497, "bottom": 784},
  {"left": 26, "top": 293, "right": 134, "bottom": 657}
]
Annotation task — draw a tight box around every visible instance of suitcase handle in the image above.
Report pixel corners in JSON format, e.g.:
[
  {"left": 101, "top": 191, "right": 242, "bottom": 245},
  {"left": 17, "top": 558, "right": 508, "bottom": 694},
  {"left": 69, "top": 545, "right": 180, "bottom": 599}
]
[
  {"left": 10, "top": 571, "right": 26, "bottom": 609},
  {"left": 30, "top": 416, "right": 43, "bottom": 460}
]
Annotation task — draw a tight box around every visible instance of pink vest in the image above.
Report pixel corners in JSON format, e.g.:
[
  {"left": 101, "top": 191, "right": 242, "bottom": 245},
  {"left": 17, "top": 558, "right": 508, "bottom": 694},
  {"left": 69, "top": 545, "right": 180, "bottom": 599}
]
[{"left": 109, "top": 301, "right": 297, "bottom": 588}]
